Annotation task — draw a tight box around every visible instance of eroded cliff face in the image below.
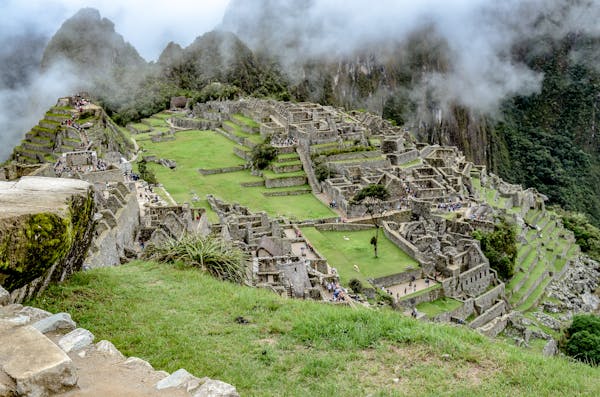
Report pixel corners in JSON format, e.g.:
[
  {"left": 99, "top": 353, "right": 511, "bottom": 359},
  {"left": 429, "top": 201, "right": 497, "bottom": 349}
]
[{"left": 0, "top": 176, "right": 95, "bottom": 302}]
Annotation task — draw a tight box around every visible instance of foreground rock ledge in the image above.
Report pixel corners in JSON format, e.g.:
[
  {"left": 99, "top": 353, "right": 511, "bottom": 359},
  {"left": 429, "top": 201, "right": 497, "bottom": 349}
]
[{"left": 0, "top": 176, "right": 95, "bottom": 303}]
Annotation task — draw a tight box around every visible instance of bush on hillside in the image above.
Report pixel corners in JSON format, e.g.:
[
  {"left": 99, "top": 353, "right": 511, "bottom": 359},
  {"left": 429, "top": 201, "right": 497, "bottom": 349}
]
[
  {"left": 563, "top": 314, "right": 600, "bottom": 366},
  {"left": 143, "top": 234, "right": 248, "bottom": 284},
  {"left": 348, "top": 278, "right": 363, "bottom": 294},
  {"left": 251, "top": 143, "right": 277, "bottom": 170},
  {"left": 472, "top": 218, "right": 517, "bottom": 280},
  {"left": 559, "top": 210, "right": 600, "bottom": 261}
]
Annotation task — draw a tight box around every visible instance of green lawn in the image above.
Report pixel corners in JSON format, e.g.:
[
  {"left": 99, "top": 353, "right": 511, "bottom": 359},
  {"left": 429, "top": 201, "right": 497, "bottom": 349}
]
[
  {"left": 142, "top": 130, "right": 244, "bottom": 169},
  {"left": 232, "top": 114, "right": 259, "bottom": 128},
  {"left": 417, "top": 297, "right": 463, "bottom": 317},
  {"left": 139, "top": 130, "right": 334, "bottom": 221},
  {"left": 28, "top": 261, "right": 600, "bottom": 397},
  {"left": 300, "top": 227, "right": 419, "bottom": 285}
]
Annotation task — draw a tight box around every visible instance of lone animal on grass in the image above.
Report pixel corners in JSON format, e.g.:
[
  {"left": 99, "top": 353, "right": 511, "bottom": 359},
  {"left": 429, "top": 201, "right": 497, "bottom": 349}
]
[{"left": 353, "top": 264, "right": 360, "bottom": 272}]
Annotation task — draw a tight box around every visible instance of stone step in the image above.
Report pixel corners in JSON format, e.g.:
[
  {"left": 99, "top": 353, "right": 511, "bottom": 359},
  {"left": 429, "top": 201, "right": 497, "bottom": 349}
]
[{"left": 0, "top": 322, "right": 77, "bottom": 396}]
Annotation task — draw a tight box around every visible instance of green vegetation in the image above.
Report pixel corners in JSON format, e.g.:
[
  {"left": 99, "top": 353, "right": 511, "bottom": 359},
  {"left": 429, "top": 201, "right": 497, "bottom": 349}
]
[
  {"left": 416, "top": 298, "right": 462, "bottom": 318},
  {"left": 351, "top": 184, "right": 391, "bottom": 258},
  {"left": 563, "top": 314, "right": 600, "bottom": 366},
  {"left": 28, "top": 261, "right": 600, "bottom": 396},
  {"left": 473, "top": 219, "right": 517, "bottom": 280},
  {"left": 559, "top": 211, "right": 600, "bottom": 261},
  {"left": 491, "top": 36, "right": 600, "bottom": 227},
  {"left": 300, "top": 227, "right": 418, "bottom": 285},
  {"left": 139, "top": 129, "right": 334, "bottom": 221},
  {"left": 137, "top": 159, "right": 158, "bottom": 185},
  {"left": 143, "top": 234, "right": 248, "bottom": 284},
  {"left": 251, "top": 142, "right": 278, "bottom": 170}
]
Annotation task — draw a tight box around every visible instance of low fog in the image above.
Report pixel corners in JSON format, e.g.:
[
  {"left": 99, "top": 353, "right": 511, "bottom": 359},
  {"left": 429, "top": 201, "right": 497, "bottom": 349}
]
[
  {"left": 2, "top": 0, "right": 600, "bottom": 161},
  {"left": 223, "top": 0, "right": 600, "bottom": 113}
]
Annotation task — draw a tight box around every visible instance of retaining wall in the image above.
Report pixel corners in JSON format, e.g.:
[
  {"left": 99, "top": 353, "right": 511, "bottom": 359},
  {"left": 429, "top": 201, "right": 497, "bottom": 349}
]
[
  {"left": 264, "top": 176, "right": 307, "bottom": 188},
  {"left": 474, "top": 283, "right": 505, "bottom": 313},
  {"left": 315, "top": 223, "right": 375, "bottom": 232},
  {"left": 469, "top": 300, "right": 506, "bottom": 329},
  {"left": 373, "top": 268, "right": 423, "bottom": 288},
  {"left": 396, "top": 286, "right": 443, "bottom": 309}
]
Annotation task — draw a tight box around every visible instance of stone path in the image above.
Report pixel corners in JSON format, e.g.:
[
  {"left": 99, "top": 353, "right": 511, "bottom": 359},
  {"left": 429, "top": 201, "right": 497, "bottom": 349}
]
[{"left": 385, "top": 278, "right": 439, "bottom": 300}]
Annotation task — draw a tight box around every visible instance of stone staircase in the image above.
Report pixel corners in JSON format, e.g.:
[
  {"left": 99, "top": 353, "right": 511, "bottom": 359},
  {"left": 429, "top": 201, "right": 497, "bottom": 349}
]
[{"left": 0, "top": 294, "right": 239, "bottom": 397}]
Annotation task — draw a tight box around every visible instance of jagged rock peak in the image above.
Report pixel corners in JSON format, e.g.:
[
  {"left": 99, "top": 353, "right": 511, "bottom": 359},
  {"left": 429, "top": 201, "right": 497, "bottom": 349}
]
[{"left": 41, "top": 7, "right": 146, "bottom": 71}]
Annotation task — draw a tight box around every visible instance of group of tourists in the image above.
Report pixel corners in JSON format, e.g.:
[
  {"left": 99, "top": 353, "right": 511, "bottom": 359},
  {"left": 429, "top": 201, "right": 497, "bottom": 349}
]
[{"left": 271, "top": 136, "right": 298, "bottom": 147}]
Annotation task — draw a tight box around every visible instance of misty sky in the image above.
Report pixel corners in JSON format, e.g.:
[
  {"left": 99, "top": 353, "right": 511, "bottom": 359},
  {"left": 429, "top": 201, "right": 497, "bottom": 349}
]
[{"left": 1, "top": 0, "right": 231, "bottom": 60}]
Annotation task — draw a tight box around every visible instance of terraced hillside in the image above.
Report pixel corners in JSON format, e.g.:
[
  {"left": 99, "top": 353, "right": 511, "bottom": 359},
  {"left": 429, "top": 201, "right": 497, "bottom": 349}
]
[
  {"left": 11, "top": 98, "right": 134, "bottom": 164},
  {"left": 471, "top": 176, "right": 580, "bottom": 313}
]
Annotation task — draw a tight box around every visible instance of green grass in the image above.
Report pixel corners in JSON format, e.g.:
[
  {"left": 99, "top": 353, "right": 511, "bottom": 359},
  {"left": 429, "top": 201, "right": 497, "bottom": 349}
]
[
  {"left": 232, "top": 114, "right": 259, "bottom": 128},
  {"left": 142, "top": 129, "right": 244, "bottom": 169},
  {"left": 142, "top": 117, "right": 169, "bottom": 128},
  {"left": 130, "top": 123, "right": 151, "bottom": 133},
  {"left": 277, "top": 153, "right": 300, "bottom": 160},
  {"left": 300, "top": 228, "right": 419, "bottom": 285},
  {"left": 398, "top": 158, "right": 422, "bottom": 168},
  {"left": 417, "top": 297, "right": 462, "bottom": 317},
  {"left": 28, "top": 261, "right": 600, "bottom": 397},
  {"left": 140, "top": 129, "right": 334, "bottom": 221}
]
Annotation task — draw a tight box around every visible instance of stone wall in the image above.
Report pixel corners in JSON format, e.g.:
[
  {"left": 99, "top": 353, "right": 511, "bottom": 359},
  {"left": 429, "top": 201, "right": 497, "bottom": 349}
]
[
  {"left": 170, "top": 118, "right": 219, "bottom": 130},
  {"left": 198, "top": 165, "right": 246, "bottom": 175},
  {"left": 264, "top": 176, "right": 307, "bottom": 188},
  {"left": 396, "top": 286, "right": 443, "bottom": 309},
  {"left": 86, "top": 184, "right": 139, "bottom": 268},
  {"left": 382, "top": 222, "right": 423, "bottom": 264},
  {"left": 372, "top": 268, "right": 423, "bottom": 288},
  {"left": 78, "top": 169, "right": 123, "bottom": 184},
  {"left": 469, "top": 300, "right": 507, "bottom": 329},
  {"left": 431, "top": 298, "right": 475, "bottom": 322},
  {"left": 458, "top": 263, "right": 493, "bottom": 297},
  {"left": 474, "top": 283, "right": 505, "bottom": 313},
  {"left": 315, "top": 223, "right": 375, "bottom": 232}
]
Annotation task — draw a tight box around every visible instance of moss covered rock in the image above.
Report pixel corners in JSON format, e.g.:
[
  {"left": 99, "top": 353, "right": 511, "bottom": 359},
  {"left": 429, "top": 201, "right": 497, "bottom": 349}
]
[{"left": 0, "top": 176, "right": 95, "bottom": 302}]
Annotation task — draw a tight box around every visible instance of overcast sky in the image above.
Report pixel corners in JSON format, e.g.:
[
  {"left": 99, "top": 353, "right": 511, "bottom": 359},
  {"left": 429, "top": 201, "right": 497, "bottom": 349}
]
[{"left": 1, "top": 0, "right": 231, "bottom": 60}]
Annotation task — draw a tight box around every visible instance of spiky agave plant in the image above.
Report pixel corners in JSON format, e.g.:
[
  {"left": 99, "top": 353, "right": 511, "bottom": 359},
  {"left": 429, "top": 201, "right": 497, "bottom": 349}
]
[{"left": 144, "top": 234, "right": 248, "bottom": 284}]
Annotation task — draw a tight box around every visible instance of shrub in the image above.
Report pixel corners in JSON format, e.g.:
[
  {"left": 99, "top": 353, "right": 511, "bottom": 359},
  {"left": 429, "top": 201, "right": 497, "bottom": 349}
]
[
  {"left": 563, "top": 314, "right": 600, "bottom": 366},
  {"left": 251, "top": 143, "right": 277, "bottom": 170},
  {"left": 348, "top": 278, "right": 363, "bottom": 294},
  {"left": 143, "top": 234, "right": 248, "bottom": 284},
  {"left": 314, "top": 162, "right": 330, "bottom": 182}
]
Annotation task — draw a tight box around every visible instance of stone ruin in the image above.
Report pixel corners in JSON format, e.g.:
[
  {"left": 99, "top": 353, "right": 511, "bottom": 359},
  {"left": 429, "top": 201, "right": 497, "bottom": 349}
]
[{"left": 207, "top": 195, "right": 339, "bottom": 300}]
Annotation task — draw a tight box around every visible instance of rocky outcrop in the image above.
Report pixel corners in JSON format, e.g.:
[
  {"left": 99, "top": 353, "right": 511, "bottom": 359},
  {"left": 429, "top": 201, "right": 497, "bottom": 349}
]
[
  {"left": 544, "top": 256, "right": 600, "bottom": 314},
  {"left": 0, "top": 176, "right": 96, "bottom": 303}
]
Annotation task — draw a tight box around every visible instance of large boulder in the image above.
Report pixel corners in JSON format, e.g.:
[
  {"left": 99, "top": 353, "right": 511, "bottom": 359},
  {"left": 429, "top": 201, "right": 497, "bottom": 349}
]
[{"left": 0, "top": 177, "right": 95, "bottom": 303}]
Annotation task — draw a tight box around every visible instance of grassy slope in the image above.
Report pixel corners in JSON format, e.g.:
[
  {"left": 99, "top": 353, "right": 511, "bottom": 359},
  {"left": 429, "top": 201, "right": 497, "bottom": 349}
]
[
  {"left": 300, "top": 227, "right": 421, "bottom": 285},
  {"left": 29, "top": 262, "right": 600, "bottom": 397},
  {"left": 137, "top": 129, "right": 335, "bottom": 221}
]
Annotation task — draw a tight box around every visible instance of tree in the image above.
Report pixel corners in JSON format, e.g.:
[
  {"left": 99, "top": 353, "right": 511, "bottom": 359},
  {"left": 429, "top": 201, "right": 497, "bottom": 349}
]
[
  {"left": 351, "top": 184, "right": 390, "bottom": 258},
  {"left": 137, "top": 159, "right": 157, "bottom": 185},
  {"left": 472, "top": 218, "right": 517, "bottom": 280}
]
